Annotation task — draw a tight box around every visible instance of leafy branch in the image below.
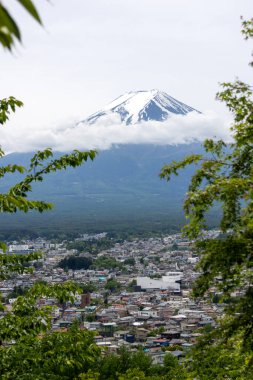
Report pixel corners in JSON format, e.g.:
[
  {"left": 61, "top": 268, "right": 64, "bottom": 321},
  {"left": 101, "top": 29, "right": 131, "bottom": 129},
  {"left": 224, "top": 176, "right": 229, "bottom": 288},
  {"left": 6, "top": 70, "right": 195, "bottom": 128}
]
[{"left": 0, "top": 0, "right": 43, "bottom": 51}]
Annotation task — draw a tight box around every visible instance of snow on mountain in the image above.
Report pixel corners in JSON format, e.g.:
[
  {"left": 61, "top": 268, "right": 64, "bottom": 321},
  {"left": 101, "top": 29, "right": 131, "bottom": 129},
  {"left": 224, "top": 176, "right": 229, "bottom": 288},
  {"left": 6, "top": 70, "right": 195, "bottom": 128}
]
[{"left": 81, "top": 89, "right": 200, "bottom": 125}]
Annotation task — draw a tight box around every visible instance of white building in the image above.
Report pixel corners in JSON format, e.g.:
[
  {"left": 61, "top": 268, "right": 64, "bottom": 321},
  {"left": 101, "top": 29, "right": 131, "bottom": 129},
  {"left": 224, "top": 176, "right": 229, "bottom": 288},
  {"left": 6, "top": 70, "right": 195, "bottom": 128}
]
[
  {"left": 9, "top": 244, "right": 29, "bottom": 252},
  {"left": 136, "top": 276, "right": 180, "bottom": 291}
]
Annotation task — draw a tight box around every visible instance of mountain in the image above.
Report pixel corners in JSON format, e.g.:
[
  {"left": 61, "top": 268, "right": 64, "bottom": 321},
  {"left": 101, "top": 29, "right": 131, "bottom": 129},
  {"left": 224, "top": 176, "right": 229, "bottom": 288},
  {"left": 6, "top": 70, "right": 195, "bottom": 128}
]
[
  {"left": 81, "top": 89, "right": 200, "bottom": 125},
  {"left": 0, "top": 91, "right": 212, "bottom": 235},
  {"left": 0, "top": 144, "right": 205, "bottom": 235}
]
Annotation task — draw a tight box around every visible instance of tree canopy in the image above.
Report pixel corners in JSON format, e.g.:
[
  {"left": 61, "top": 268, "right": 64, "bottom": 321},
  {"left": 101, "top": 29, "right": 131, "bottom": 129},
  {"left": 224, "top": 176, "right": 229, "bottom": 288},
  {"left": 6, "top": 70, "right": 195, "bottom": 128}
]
[
  {"left": 92, "top": 255, "right": 123, "bottom": 270},
  {"left": 0, "top": 8, "right": 100, "bottom": 377},
  {"left": 160, "top": 17, "right": 253, "bottom": 379},
  {"left": 59, "top": 256, "right": 93, "bottom": 271}
]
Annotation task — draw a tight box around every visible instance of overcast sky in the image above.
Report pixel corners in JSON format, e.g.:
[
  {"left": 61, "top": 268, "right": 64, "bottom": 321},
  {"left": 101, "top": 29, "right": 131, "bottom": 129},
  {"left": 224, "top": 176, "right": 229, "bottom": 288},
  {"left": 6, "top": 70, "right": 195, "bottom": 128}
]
[{"left": 0, "top": 0, "right": 252, "bottom": 151}]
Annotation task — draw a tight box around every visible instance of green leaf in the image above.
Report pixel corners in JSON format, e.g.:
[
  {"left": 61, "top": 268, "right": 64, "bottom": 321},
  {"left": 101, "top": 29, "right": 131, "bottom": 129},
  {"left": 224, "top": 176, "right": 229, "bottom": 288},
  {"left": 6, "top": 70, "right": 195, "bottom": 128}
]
[
  {"left": 0, "top": 5, "right": 21, "bottom": 40},
  {"left": 16, "top": 0, "right": 42, "bottom": 24},
  {"left": 0, "top": 29, "right": 14, "bottom": 50}
]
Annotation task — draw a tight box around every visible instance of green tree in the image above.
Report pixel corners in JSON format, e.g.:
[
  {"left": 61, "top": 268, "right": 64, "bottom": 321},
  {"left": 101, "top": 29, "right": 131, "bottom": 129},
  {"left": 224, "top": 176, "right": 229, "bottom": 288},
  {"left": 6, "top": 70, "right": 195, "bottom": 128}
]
[
  {"left": 98, "top": 347, "right": 131, "bottom": 380},
  {"left": 6, "top": 284, "right": 27, "bottom": 299},
  {"left": 80, "top": 282, "right": 98, "bottom": 293},
  {"left": 58, "top": 256, "right": 93, "bottom": 271},
  {"left": 0, "top": 98, "right": 98, "bottom": 376},
  {"left": 77, "top": 371, "right": 100, "bottom": 380},
  {"left": 66, "top": 238, "right": 114, "bottom": 255},
  {"left": 0, "top": 324, "right": 100, "bottom": 380},
  {"left": 118, "top": 369, "right": 186, "bottom": 380},
  {"left": 93, "top": 255, "right": 123, "bottom": 270},
  {"left": 160, "top": 17, "right": 253, "bottom": 379},
  {"left": 0, "top": 5, "right": 101, "bottom": 378},
  {"left": 126, "top": 279, "right": 137, "bottom": 292},
  {"left": 129, "top": 351, "right": 153, "bottom": 373},
  {"left": 86, "top": 314, "right": 96, "bottom": 322},
  {"left": 104, "top": 278, "right": 121, "bottom": 293},
  {"left": 124, "top": 257, "right": 135, "bottom": 266},
  {"left": 98, "top": 348, "right": 187, "bottom": 380},
  {"left": 118, "top": 369, "right": 147, "bottom": 380},
  {"left": 98, "top": 348, "right": 154, "bottom": 380},
  {"left": 147, "top": 326, "right": 165, "bottom": 337}
]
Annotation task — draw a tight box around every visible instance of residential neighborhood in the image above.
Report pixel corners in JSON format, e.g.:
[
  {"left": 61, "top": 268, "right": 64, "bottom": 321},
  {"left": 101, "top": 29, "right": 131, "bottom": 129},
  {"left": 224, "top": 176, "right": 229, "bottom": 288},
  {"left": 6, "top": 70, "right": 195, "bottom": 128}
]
[{"left": 0, "top": 231, "right": 223, "bottom": 364}]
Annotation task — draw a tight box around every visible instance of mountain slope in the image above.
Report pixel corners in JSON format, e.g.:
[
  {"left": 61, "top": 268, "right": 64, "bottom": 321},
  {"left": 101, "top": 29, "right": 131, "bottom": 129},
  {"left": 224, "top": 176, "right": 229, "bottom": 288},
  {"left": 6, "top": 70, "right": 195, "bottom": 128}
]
[
  {"left": 0, "top": 91, "right": 208, "bottom": 234},
  {"left": 0, "top": 144, "right": 210, "bottom": 234},
  {"left": 81, "top": 89, "right": 200, "bottom": 125}
]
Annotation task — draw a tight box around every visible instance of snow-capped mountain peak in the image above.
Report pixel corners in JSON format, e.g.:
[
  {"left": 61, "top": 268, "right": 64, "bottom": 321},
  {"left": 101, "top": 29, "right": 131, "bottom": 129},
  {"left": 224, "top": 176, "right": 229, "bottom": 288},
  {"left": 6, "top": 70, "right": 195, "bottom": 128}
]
[{"left": 82, "top": 89, "right": 200, "bottom": 125}]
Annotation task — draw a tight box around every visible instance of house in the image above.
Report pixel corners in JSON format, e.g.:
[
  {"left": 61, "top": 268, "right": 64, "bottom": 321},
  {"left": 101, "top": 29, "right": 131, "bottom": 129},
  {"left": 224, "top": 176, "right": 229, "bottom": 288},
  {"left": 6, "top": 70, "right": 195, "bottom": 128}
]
[
  {"left": 138, "top": 307, "right": 158, "bottom": 319},
  {"left": 134, "top": 328, "right": 149, "bottom": 342},
  {"left": 161, "top": 330, "right": 181, "bottom": 340}
]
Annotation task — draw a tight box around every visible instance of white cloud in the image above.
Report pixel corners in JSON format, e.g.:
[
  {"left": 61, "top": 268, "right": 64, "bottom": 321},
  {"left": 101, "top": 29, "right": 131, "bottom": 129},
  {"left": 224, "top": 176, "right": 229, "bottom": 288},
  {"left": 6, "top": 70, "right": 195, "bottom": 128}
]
[
  {"left": 0, "top": 112, "right": 232, "bottom": 154},
  {"left": 0, "top": 0, "right": 252, "bottom": 131}
]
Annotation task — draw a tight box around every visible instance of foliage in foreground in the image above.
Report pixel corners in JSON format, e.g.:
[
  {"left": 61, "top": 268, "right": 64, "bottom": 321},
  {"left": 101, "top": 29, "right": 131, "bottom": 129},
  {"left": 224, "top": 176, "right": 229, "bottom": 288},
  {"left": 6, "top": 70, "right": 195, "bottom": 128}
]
[
  {"left": 0, "top": 340, "right": 187, "bottom": 380},
  {"left": 2, "top": 3, "right": 253, "bottom": 378},
  {"left": 0, "top": 97, "right": 98, "bottom": 378},
  {"left": 0, "top": 95, "right": 96, "bottom": 300},
  {"left": 188, "top": 329, "right": 253, "bottom": 380},
  {"left": 0, "top": 325, "right": 99, "bottom": 380},
  {"left": 0, "top": 0, "right": 43, "bottom": 51},
  {"left": 160, "top": 17, "right": 253, "bottom": 379}
]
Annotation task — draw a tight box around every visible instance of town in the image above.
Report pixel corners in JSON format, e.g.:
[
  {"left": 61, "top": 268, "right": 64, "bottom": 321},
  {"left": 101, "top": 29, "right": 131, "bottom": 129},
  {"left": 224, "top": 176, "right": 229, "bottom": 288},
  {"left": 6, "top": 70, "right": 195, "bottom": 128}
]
[{"left": 1, "top": 230, "right": 223, "bottom": 365}]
